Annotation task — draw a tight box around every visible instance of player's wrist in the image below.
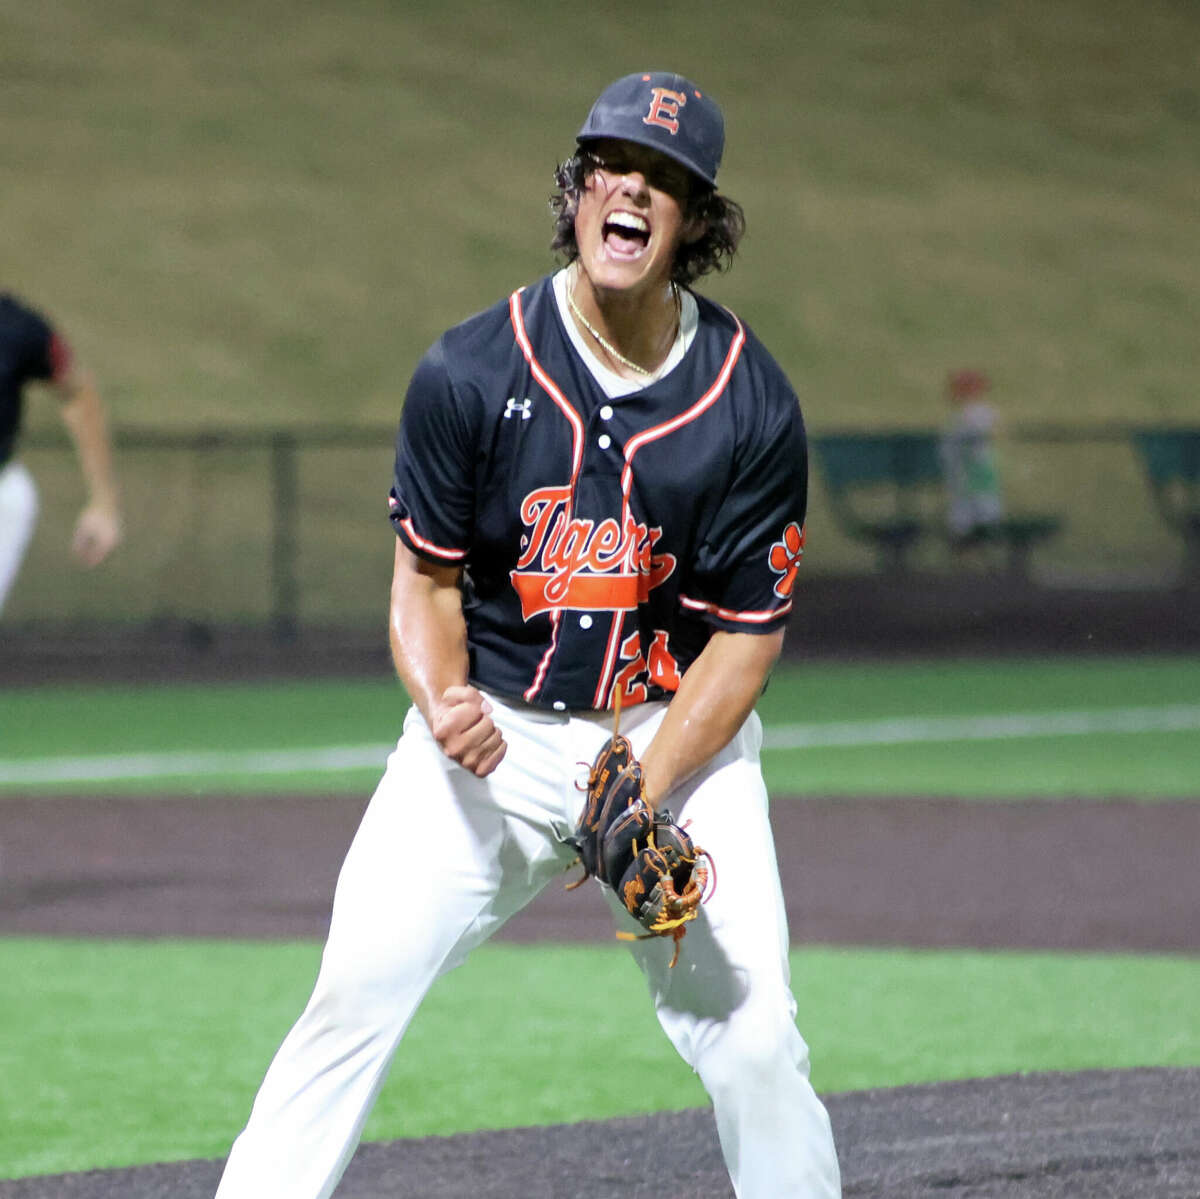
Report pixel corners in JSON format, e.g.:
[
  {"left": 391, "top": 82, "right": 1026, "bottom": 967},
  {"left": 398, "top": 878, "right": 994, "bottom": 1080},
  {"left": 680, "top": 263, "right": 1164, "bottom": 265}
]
[{"left": 637, "top": 759, "right": 669, "bottom": 812}]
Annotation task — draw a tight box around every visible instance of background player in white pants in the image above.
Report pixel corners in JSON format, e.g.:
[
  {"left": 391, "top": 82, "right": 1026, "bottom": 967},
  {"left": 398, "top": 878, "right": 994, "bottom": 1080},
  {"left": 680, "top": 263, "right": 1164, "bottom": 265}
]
[
  {"left": 216, "top": 71, "right": 841, "bottom": 1198},
  {"left": 0, "top": 291, "right": 123, "bottom": 616}
]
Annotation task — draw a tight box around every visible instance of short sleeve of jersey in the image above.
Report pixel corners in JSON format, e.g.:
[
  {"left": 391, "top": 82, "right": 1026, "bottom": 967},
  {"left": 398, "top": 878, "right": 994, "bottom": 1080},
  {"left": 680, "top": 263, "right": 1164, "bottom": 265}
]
[
  {"left": 684, "top": 359, "right": 808, "bottom": 634},
  {"left": 388, "top": 337, "right": 479, "bottom": 563},
  {"left": 3, "top": 296, "right": 59, "bottom": 382}
]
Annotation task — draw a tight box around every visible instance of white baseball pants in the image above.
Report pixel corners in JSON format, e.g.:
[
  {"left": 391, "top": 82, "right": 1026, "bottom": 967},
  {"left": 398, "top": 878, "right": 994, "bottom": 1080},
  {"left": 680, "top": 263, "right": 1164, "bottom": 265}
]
[
  {"left": 0, "top": 461, "right": 39, "bottom": 616},
  {"left": 215, "top": 693, "right": 841, "bottom": 1198}
]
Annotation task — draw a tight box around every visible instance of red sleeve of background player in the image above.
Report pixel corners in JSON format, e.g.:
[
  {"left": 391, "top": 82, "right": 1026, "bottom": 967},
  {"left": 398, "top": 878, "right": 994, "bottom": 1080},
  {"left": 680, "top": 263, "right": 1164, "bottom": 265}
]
[
  {"left": 16, "top": 298, "right": 73, "bottom": 387},
  {"left": 47, "top": 331, "right": 74, "bottom": 385}
]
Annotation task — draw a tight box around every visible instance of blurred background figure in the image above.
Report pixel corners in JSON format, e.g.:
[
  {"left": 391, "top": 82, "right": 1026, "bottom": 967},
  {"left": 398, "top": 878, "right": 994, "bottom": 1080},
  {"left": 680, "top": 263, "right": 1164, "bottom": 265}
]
[
  {"left": 0, "top": 291, "right": 123, "bottom": 617},
  {"left": 940, "top": 368, "right": 1003, "bottom": 557}
]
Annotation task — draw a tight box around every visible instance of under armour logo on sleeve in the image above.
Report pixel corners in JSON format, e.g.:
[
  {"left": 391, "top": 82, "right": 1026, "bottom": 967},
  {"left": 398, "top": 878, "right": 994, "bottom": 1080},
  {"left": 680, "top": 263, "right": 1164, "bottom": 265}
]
[{"left": 505, "top": 397, "right": 533, "bottom": 420}]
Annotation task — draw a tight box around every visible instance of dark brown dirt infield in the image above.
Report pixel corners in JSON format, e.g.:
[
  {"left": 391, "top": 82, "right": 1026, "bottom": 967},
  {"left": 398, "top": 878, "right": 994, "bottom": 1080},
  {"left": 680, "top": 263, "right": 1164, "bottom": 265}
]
[
  {"left": 2, "top": 1069, "right": 1198, "bottom": 1198},
  {"left": 2, "top": 791, "right": 1199, "bottom": 952},
  {"left": 1, "top": 789, "right": 1198, "bottom": 1197}
]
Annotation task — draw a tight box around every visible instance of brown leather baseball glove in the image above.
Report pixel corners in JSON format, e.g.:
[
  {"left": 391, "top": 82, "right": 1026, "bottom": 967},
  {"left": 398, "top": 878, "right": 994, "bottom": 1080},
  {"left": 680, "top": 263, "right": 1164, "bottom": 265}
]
[{"left": 568, "top": 698, "right": 711, "bottom": 966}]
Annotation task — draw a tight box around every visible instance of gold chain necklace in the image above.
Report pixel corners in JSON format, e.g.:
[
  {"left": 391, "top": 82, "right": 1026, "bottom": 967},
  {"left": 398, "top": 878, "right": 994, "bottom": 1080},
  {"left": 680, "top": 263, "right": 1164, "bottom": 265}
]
[{"left": 567, "top": 281, "right": 679, "bottom": 378}]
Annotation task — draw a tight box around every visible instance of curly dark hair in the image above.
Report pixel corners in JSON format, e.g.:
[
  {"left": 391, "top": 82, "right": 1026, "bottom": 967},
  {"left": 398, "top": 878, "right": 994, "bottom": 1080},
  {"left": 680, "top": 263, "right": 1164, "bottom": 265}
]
[{"left": 548, "top": 151, "right": 745, "bottom": 287}]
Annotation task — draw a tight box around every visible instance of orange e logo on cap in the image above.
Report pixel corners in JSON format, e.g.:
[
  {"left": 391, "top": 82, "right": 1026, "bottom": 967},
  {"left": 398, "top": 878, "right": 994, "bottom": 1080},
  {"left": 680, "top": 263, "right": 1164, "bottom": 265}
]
[{"left": 643, "top": 87, "right": 687, "bottom": 134}]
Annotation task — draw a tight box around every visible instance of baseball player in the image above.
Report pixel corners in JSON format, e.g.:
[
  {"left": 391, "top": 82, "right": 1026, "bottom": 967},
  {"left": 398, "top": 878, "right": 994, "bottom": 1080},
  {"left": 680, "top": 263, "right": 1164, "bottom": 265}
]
[
  {"left": 215, "top": 72, "right": 841, "bottom": 1198},
  {"left": 0, "top": 291, "right": 122, "bottom": 616},
  {"left": 940, "top": 368, "right": 1004, "bottom": 547}
]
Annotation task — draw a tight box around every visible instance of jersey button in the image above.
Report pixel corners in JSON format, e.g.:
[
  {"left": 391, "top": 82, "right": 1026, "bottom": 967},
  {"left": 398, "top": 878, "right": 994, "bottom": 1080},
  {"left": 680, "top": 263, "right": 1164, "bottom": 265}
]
[
  {"left": 599, "top": 404, "right": 614, "bottom": 420},
  {"left": 552, "top": 701, "right": 567, "bottom": 711},
  {"left": 597, "top": 434, "right": 612, "bottom": 450},
  {"left": 579, "top": 614, "right": 593, "bottom": 629}
]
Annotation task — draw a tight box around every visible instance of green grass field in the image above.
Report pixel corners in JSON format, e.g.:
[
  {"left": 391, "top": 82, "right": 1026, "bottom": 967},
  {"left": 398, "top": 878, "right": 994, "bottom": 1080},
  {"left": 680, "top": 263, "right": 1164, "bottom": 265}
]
[
  {"left": 3, "top": 938, "right": 1198, "bottom": 1178},
  {"left": 1, "top": 655, "right": 1198, "bottom": 1177},
  {"left": 3, "top": 656, "right": 1197, "bottom": 796}
]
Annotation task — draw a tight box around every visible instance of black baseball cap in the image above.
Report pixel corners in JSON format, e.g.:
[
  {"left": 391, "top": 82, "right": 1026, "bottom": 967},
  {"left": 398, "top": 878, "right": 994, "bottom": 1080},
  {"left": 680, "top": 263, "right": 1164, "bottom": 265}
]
[{"left": 576, "top": 71, "right": 725, "bottom": 188}]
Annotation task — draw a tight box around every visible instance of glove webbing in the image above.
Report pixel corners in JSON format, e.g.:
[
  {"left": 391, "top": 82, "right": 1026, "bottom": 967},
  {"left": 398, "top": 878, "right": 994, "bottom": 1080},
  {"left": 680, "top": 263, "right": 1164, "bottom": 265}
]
[{"left": 617, "top": 825, "right": 714, "bottom": 968}]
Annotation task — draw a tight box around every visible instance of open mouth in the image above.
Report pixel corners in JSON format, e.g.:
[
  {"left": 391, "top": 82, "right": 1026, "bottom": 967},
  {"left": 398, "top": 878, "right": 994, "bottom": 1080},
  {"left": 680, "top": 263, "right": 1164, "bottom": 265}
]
[{"left": 603, "top": 212, "right": 650, "bottom": 256}]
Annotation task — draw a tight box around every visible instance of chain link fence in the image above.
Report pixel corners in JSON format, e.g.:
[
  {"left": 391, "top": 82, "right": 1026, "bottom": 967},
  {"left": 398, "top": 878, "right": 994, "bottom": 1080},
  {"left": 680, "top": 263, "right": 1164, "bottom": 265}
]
[{"left": 5, "top": 423, "right": 1195, "bottom": 638}]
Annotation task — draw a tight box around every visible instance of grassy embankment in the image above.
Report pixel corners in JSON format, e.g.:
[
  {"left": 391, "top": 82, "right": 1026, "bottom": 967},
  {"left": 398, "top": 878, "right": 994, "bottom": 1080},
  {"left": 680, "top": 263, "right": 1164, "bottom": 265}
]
[{"left": 5, "top": 0, "right": 1199, "bottom": 621}]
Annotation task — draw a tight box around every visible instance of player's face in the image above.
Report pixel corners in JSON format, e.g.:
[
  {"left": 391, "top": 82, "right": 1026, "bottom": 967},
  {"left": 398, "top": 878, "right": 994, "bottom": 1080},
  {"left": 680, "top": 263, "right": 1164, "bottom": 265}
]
[{"left": 574, "top": 140, "right": 704, "bottom": 299}]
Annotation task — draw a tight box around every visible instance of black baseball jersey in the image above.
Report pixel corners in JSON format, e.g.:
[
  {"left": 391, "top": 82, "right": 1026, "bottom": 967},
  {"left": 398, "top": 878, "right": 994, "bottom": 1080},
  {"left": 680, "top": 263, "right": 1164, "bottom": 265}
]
[
  {"left": 0, "top": 293, "right": 70, "bottom": 468},
  {"left": 389, "top": 273, "right": 807, "bottom": 712}
]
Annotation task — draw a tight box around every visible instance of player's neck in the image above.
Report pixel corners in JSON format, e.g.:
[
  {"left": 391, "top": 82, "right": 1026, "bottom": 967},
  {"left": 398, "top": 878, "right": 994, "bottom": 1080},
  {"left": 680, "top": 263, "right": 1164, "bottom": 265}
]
[{"left": 568, "top": 265, "right": 680, "bottom": 381}]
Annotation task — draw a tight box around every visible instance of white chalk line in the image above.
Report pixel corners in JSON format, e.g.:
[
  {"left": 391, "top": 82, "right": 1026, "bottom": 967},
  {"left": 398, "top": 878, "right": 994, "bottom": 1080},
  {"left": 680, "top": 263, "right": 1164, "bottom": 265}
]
[
  {"left": 0, "top": 744, "right": 392, "bottom": 785},
  {"left": 759, "top": 703, "right": 1200, "bottom": 750},
  {"left": 1, "top": 704, "right": 1198, "bottom": 787}
]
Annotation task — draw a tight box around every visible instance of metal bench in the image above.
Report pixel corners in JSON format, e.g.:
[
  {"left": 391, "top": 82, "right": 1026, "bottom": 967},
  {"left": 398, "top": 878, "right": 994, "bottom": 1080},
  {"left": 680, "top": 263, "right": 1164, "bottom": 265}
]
[
  {"left": 811, "top": 431, "right": 1062, "bottom": 576},
  {"left": 810, "top": 432, "right": 941, "bottom": 572},
  {"left": 1132, "top": 428, "right": 1200, "bottom": 580}
]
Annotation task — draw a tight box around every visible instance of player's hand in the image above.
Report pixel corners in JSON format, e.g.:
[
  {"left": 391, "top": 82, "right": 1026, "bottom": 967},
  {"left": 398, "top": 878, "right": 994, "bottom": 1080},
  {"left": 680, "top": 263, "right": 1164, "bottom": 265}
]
[
  {"left": 429, "top": 685, "right": 507, "bottom": 777},
  {"left": 72, "top": 503, "right": 123, "bottom": 568}
]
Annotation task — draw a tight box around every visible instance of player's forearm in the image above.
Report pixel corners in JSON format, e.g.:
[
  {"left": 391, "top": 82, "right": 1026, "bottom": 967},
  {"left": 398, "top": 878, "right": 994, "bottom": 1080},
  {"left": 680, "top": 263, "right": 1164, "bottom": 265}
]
[
  {"left": 58, "top": 371, "right": 120, "bottom": 512},
  {"left": 387, "top": 540, "right": 471, "bottom": 724},
  {"left": 639, "top": 628, "right": 784, "bottom": 808},
  {"left": 388, "top": 540, "right": 506, "bottom": 776}
]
